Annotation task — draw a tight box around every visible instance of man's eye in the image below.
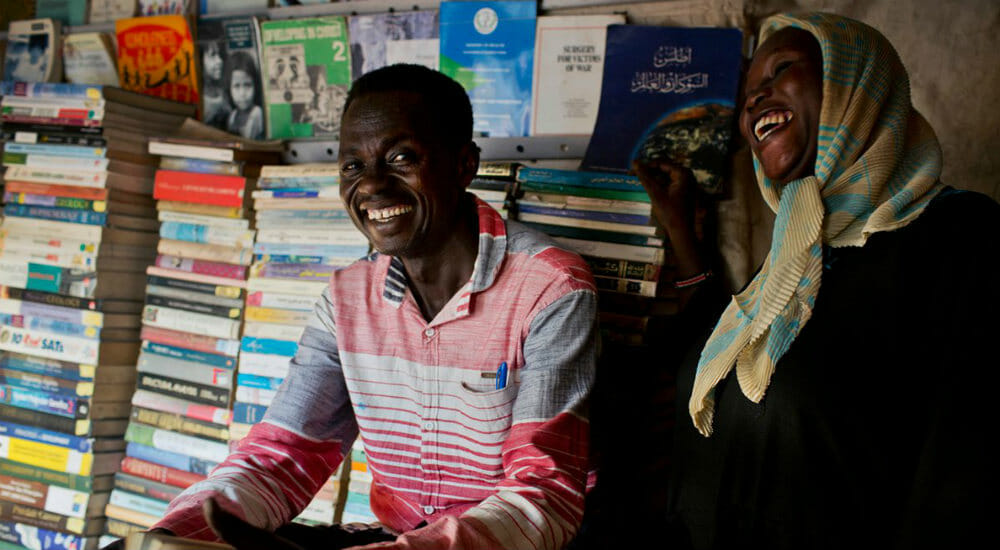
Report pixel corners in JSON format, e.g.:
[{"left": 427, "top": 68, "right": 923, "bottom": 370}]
[
  {"left": 390, "top": 152, "right": 412, "bottom": 164},
  {"left": 341, "top": 161, "right": 361, "bottom": 173}
]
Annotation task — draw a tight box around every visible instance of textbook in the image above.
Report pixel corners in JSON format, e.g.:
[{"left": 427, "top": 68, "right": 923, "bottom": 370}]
[
  {"left": 530, "top": 14, "right": 624, "bottom": 136},
  {"left": 115, "top": 15, "right": 200, "bottom": 107},
  {"left": 3, "top": 19, "right": 63, "bottom": 83},
  {"left": 440, "top": 1, "right": 537, "bottom": 137},
  {"left": 348, "top": 10, "right": 440, "bottom": 77},
  {"left": 582, "top": 25, "right": 743, "bottom": 195},
  {"left": 260, "top": 17, "right": 351, "bottom": 139}
]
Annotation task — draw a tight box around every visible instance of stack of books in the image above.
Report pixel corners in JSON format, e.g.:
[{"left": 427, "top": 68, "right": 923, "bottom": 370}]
[
  {"left": 513, "top": 166, "right": 678, "bottom": 345},
  {"left": 340, "top": 441, "right": 377, "bottom": 524},
  {"left": 104, "top": 137, "right": 273, "bottom": 541},
  {"left": 233, "top": 163, "right": 365, "bottom": 526},
  {"left": 469, "top": 162, "right": 517, "bottom": 219},
  {"left": 0, "top": 81, "right": 194, "bottom": 550}
]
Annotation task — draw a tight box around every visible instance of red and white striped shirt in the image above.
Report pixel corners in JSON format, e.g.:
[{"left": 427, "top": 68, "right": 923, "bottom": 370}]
[{"left": 156, "top": 198, "right": 598, "bottom": 549}]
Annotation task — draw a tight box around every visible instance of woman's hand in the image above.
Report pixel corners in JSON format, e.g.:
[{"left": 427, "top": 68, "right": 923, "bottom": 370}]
[{"left": 632, "top": 159, "right": 706, "bottom": 280}]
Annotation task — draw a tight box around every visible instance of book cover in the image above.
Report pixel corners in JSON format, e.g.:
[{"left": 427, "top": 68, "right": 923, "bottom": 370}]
[
  {"left": 35, "top": 0, "right": 88, "bottom": 26},
  {"left": 153, "top": 170, "right": 246, "bottom": 207},
  {"left": 260, "top": 17, "right": 351, "bottom": 139},
  {"left": 3, "top": 19, "right": 63, "bottom": 83},
  {"left": 89, "top": 1, "right": 138, "bottom": 24},
  {"left": 63, "top": 33, "right": 121, "bottom": 87},
  {"left": 348, "top": 11, "right": 440, "bottom": 77},
  {"left": 439, "top": 1, "right": 536, "bottom": 137},
  {"left": 582, "top": 25, "right": 743, "bottom": 195},
  {"left": 116, "top": 15, "right": 200, "bottom": 108},
  {"left": 197, "top": 16, "right": 266, "bottom": 139},
  {"left": 530, "top": 14, "right": 624, "bottom": 136},
  {"left": 138, "top": 0, "right": 194, "bottom": 15}
]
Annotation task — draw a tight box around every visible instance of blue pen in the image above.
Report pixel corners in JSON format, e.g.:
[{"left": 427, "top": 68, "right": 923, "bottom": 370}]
[{"left": 495, "top": 361, "right": 508, "bottom": 390}]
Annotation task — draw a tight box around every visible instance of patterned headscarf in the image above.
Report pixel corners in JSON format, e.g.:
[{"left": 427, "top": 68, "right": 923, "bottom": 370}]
[{"left": 690, "top": 13, "right": 945, "bottom": 436}]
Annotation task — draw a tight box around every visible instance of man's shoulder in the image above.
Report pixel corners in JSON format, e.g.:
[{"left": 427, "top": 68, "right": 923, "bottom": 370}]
[{"left": 503, "top": 219, "right": 595, "bottom": 292}]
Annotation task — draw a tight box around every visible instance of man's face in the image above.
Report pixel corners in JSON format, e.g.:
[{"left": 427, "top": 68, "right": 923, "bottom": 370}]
[
  {"left": 739, "top": 27, "right": 823, "bottom": 185},
  {"left": 339, "top": 90, "right": 470, "bottom": 258}
]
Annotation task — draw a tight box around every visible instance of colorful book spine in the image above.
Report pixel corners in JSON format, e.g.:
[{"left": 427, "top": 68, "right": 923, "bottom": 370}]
[
  {"left": 517, "top": 203, "right": 652, "bottom": 226},
  {"left": 240, "top": 336, "right": 298, "bottom": 357},
  {"left": 0, "top": 314, "right": 99, "bottom": 341},
  {"left": 124, "top": 442, "right": 218, "bottom": 476},
  {"left": 0, "top": 519, "right": 89, "bottom": 550},
  {"left": 236, "top": 373, "right": 284, "bottom": 391},
  {"left": 0, "top": 324, "right": 100, "bottom": 365},
  {"left": 251, "top": 262, "right": 336, "bottom": 282},
  {"left": 0, "top": 473, "right": 91, "bottom": 518},
  {"left": 0, "top": 353, "right": 95, "bottom": 383},
  {"left": 139, "top": 326, "right": 240, "bottom": 358},
  {"left": 245, "top": 291, "right": 318, "bottom": 312},
  {"left": 2, "top": 181, "right": 108, "bottom": 201},
  {"left": 0, "top": 82, "right": 103, "bottom": 99},
  {"left": 137, "top": 353, "right": 233, "bottom": 389},
  {"left": 103, "top": 503, "right": 158, "bottom": 529},
  {"left": 0, "top": 457, "right": 99, "bottom": 493},
  {"left": 0, "top": 500, "right": 95, "bottom": 536},
  {"left": 159, "top": 222, "right": 255, "bottom": 248},
  {"left": 244, "top": 307, "right": 309, "bottom": 326},
  {"left": 135, "top": 373, "right": 230, "bottom": 408},
  {"left": 0, "top": 419, "right": 96, "bottom": 453},
  {"left": 153, "top": 255, "right": 247, "bottom": 280},
  {"left": 0, "top": 403, "right": 92, "bottom": 437},
  {"left": 125, "top": 422, "right": 230, "bottom": 463},
  {"left": 146, "top": 273, "right": 244, "bottom": 300},
  {"left": 130, "top": 407, "right": 230, "bottom": 443},
  {"left": 113, "top": 472, "right": 183, "bottom": 503},
  {"left": 231, "top": 402, "right": 267, "bottom": 425},
  {"left": 140, "top": 341, "right": 236, "bottom": 370},
  {"left": 2, "top": 204, "right": 107, "bottom": 226},
  {"left": 2, "top": 152, "right": 108, "bottom": 171},
  {"left": 3, "top": 143, "right": 106, "bottom": 159},
  {"left": 4, "top": 191, "right": 107, "bottom": 212},
  {"left": 0, "top": 433, "right": 94, "bottom": 475},
  {"left": 118, "top": 456, "right": 205, "bottom": 489},
  {"left": 233, "top": 386, "right": 276, "bottom": 407},
  {"left": 142, "top": 305, "right": 241, "bottom": 340},
  {"left": 144, "top": 295, "right": 242, "bottom": 320},
  {"left": 0, "top": 369, "right": 95, "bottom": 397},
  {"left": 153, "top": 170, "right": 246, "bottom": 207},
  {"left": 109, "top": 488, "right": 169, "bottom": 518},
  {"left": 0, "top": 297, "right": 104, "bottom": 327},
  {"left": 130, "top": 389, "right": 231, "bottom": 426}
]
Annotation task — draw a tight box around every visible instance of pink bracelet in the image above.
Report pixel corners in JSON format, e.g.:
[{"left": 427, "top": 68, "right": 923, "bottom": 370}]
[{"left": 674, "top": 270, "right": 713, "bottom": 289}]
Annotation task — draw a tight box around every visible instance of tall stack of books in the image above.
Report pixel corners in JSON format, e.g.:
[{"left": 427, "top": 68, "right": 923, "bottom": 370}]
[
  {"left": 513, "top": 166, "right": 678, "bottom": 345},
  {"left": 233, "top": 163, "right": 366, "bottom": 526},
  {"left": 0, "top": 81, "right": 194, "bottom": 550},
  {"left": 103, "top": 136, "right": 277, "bottom": 541}
]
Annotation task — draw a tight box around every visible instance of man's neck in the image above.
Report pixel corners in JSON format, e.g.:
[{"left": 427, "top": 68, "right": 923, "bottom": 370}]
[{"left": 401, "top": 199, "right": 480, "bottom": 322}]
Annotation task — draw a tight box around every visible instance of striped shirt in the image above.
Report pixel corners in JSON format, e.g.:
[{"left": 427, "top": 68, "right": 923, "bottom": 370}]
[{"left": 155, "top": 198, "right": 599, "bottom": 550}]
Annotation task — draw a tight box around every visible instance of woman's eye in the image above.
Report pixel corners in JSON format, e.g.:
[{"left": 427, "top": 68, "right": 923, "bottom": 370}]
[{"left": 773, "top": 60, "right": 793, "bottom": 76}]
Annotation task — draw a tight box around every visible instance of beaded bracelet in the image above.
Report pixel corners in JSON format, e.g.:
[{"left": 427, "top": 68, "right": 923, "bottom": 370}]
[{"left": 674, "top": 270, "right": 713, "bottom": 289}]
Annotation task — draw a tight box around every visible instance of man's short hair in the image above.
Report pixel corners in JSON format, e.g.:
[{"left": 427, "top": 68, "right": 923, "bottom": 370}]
[{"left": 343, "top": 64, "right": 473, "bottom": 151}]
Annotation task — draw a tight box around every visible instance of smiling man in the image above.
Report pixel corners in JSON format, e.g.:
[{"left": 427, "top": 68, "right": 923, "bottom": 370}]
[{"left": 148, "top": 64, "right": 599, "bottom": 550}]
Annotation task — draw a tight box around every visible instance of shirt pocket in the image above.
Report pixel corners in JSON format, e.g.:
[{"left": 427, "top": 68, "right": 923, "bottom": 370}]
[{"left": 449, "top": 369, "right": 518, "bottom": 450}]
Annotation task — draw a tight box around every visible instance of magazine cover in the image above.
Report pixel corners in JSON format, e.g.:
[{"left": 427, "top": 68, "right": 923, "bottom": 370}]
[
  {"left": 581, "top": 25, "right": 743, "bottom": 195},
  {"left": 260, "top": 17, "right": 351, "bottom": 139},
  {"left": 348, "top": 11, "right": 440, "bottom": 78},
  {"left": 63, "top": 33, "right": 120, "bottom": 86},
  {"left": 116, "top": 14, "right": 200, "bottom": 107},
  {"left": 89, "top": 0, "right": 139, "bottom": 24},
  {"left": 198, "top": 17, "right": 266, "bottom": 139},
  {"left": 440, "top": 1, "right": 536, "bottom": 137},
  {"left": 3, "top": 19, "right": 63, "bottom": 83}
]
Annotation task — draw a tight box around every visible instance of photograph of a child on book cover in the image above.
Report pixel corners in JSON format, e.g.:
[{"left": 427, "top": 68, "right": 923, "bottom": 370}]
[{"left": 3, "top": 34, "right": 50, "bottom": 82}]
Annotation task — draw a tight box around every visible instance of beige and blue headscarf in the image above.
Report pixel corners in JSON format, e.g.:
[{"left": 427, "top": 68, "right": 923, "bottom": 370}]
[{"left": 690, "top": 13, "right": 945, "bottom": 436}]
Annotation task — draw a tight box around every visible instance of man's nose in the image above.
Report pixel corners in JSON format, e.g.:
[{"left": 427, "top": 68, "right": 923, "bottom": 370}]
[{"left": 356, "top": 162, "right": 392, "bottom": 195}]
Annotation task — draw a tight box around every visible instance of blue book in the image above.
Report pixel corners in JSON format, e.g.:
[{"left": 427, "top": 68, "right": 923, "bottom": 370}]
[
  {"left": 256, "top": 176, "right": 340, "bottom": 189},
  {"left": 232, "top": 401, "right": 268, "bottom": 424},
  {"left": 141, "top": 341, "right": 237, "bottom": 370},
  {"left": 0, "top": 81, "right": 102, "bottom": 98},
  {"left": 4, "top": 142, "right": 106, "bottom": 158},
  {"left": 0, "top": 352, "right": 95, "bottom": 382},
  {"left": 3, "top": 203, "right": 107, "bottom": 225},
  {"left": 440, "top": 1, "right": 537, "bottom": 137},
  {"left": 0, "top": 384, "right": 89, "bottom": 419},
  {"left": 125, "top": 442, "right": 219, "bottom": 475},
  {"left": 0, "top": 418, "right": 97, "bottom": 453},
  {"left": 0, "top": 313, "right": 99, "bottom": 340},
  {"left": 516, "top": 167, "right": 645, "bottom": 192},
  {"left": 254, "top": 254, "right": 341, "bottom": 265},
  {"left": 517, "top": 203, "right": 652, "bottom": 226},
  {"left": 241, "top": 336, "right": 298, "bottom": 357},
  {"left": 109, "top": 488, "right": 170, "bottom": 517},
  {"left": 0, "top": 519, "right": 87, "bottom": 550},
  {"left": 237, "top": 373, "right": 284, "bottom": 391},
  {"left": 582, "top": 25, "right": 743, "bottom": 195}
]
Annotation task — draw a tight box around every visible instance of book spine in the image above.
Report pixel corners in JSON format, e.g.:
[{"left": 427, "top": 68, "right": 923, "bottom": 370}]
[
  {"left": 25, "top": 263, "right": 102, "bottom": 299},
  {"left": 517, "top": 212, "right": 659, "bottom": 236},
  {"left": 3, "top": 181, "right": 108, "bottom": 201},
  {"left": 244, "top": 307, "right": 310, "bottom": 326},
  {"left": 241, "top": 321, "right": 305, "bottom": 342},
  {"left": 251, "top": 263, "right": 335, "bottom": 282},
  {"left": 130, "top": 407, "right": 230, "bottom": 443},
  {"left": 145, "top": 284, "right": 245, "bottom": 310},
  {"left": 0, "top": 384, "right": 92, "bottom": 420},
  {"left": 0, "top": 473, "right": 91, "bottom": 518},
  {"left": 4, "top": 191, "right": 106, "bottom": 212},
  {"left": 552, "top": 236, "right": 666, "bottom": 265},
  {"left": 235, "top": 358, "right": 290, "bottom": 380},
  {"left": 1, "top": 165, "right": 107, "bottom": 188},
  {"left": 252, "top": 242, "right": 370, "bottom": 258},
  {"left": 158, "top": 210, "right": 250, "bottom": 229},
  {"left": 153, "top": 170, "right": 246, "bottom": 207},
  {"left": 124, "top": 442, "right": 219, "bottom": 476},
  {"left": 251, "top": 188, "right": 339, "bottom": 199},
  {"left": 518, "top": 181, "right": 651, "bottom": 203},
  {"left": 104, "top": 516, "right": 146, "bottom": 538},
  {"left": 113, "top": 472, "right": 183, "bottom": 503},
  {"left": 145, "top": 294, "right": 242, "bottom": 320},
  {"left": 108, "top": 488, "right": 169, "bottom": 518},
  {"left": 252, "top": 253, "right": 343, "bottom": 266},
  {"left": 2, "top": 129, "right": 106, "bottom": 147},
  {"left": 0, "top": 501, "right": 90, "bottom": 536},
  {"left": 255, "top": 228, "right": 368, "bottom": 247},
  {"left": 236, "top": 373, "right": 284, "bottom": 391},
  {"left": 125, "top": 423, "right": 230, "bottom": 463},
  {"left": 0, "top": 353, "right": 94, "bottom": 383},
  {"left": 0, "top": 457, "right": 96, "bottom": 493},
  {"left": 0, "top": 369, "right": 88, "bottom": 398},
  {"left": 0, "top": 403, "right": 88, "bottom": 437},
  {"left": 256, "top": 209, "right": 349, "bottom": 222},
  {"left": 157, "top": 239, "right": 253, "bottom": 266},
  {"left": 158, "top": 156, "right": 242, "bottom": 176},
  {"left": 523, "top": 221, "right": 664, "bottom": 247},
  {"left": 234, "top": 386, "right": 276, "bottom": 407},
  {"left": 240, "top": 336, "right": 298, "bottom": 357},
  {"left": 140, "top": 341, "right": 235, "bottom": 370},
  {"left": 1, "top": 114, "right": 101, "bottom": 127},
  {"left": 0, "top": 434, "right": 93, "bottom": 475},
  {"left": 583, "top": 256, "right": 663, "bottom": 281},
  {"left": 130, "top": 389, "right": 231, "bottom": 426},
  {"left": 2, "top": 152, "right": 109, "bottom": 171},
  {"left": 146, "top": 273, "right": 244, "bottom": 300},
  {"left": 154, "top": 255, "right": 248, "bottom": 281},
  {"left": 157, "top": 201, "right": 243, "bottom": 219},
  {"left": 142, "top": 305, "right": 241, "bottom": 340},
  {"left": 147, "top": 142, "right": 234, "bottom": 162},
  {"left": 137, "top": 353, "right": 233, "bottom": 389},
  {"left": 3, "top": 204, "right": 107, "bottom": 226},
  {"left": 0, "top": 325, "right": 100, "bottom": 365},
  {"left": 136, "top": 373, "right": 231, "bottom": 408},
  {"left": 0, "top": 313, "right": 99, "bottom": 341},
  {"left": 0, "top": 82, "right": 103, "bottom": 99},
  {"left": 593, "top": 275, "right": 658, "bottom": 297},
  {"left": 103, "top": 502, "right": 159, "bottom": 529},
  {"left": 0, "top": 518, "right": 87, "bottom": 549},
  {"left": 517, "top": 203, "right": 652, "bottom": 226},
  {"left": 231, "top": 402, "right": 268, "bottom": 425},
  {"left": 246, "top": 291, "right": 317, "bottom": 312},
  {"left": 0, "top": 297, "right": 103, "bottom": 327},
  {"left": 0, "top": 419, "right": 94, "bottom": 453},
  {"left": 516, "top": 167, "right": 644, "bottom": 191},
  {"left": 139, "top": 326, "right": 240, "bottom": 358},
  {"left": 4, "top": 143, "right": 106, "bottom": 159},
  {"left": 159, "top": 222, "right": 255, "bottom": 248},
  {"left": 118, "top": 456, "right": 206, "bottom": 490}
]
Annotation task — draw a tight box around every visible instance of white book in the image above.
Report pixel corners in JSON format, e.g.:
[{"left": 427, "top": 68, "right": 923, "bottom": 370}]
[
  {"left": 235, "top": 357, "right": 290, "bottom": 380},
  {"left": 553, "top": 236, "right": 666, "bottom": 265},
  {"left": 0, "top": 258, "right": 28, "bottom": 288},
  {"left": 247, "top": 276, "right": 328, "bottom": 296},
  {"left": 520, "top": 192, "right": 652, "bottom": 215},
  {"left": 1, "top": 230, "right": 100, "bottom": 255},
  {"left": 0, "top": 325, "right": 101, "bottom": 364},
  {"left": 0, "top": 298, "right": 105, "bottom": 328},
  {"left": 142, "top": 304, "right": 241, "bottom": 340},
  {"left": 1, "top": 217, "right": 105, "bottom": 242},
  {"left": 239, "top": 351, "right": 292, "bottom": 374},
  {"left": 249, "top": 291, "right": 318, "bottom": 312},
  {"left": 137, "top": 425, "right": 230, "bottom": 463},
  {"left": 0, "top": 242, "right": 98, "bottom": 270},
  {"left": 2, "top": 165, "right": 107, "bottom": 188},
  {"left": 5, "top": 154, "right": 109, "bottom": 171},
  {"left": 148, "top": 141, "right": 236, "bottom": 162},
  {"left": 157, "top": 210, "right": 251, "bottom": 229},
  {"left": 255, "top": 227, "right": 367, "bottom": 246},
  {"left": 530, "top": 14, "right": 625, "bottom": 136},
  {"left": 62, "top": 32, "right": 120, "bottom": 87},
  {"left": 234, "top": 385, "right": 277, "bottom": 407},
  {"left": 259, "top": 164, "right": 341, "bottom": 179},
  {"left": 242, "top": 321, "right": 305, "bottom": 342},
  {"left": 518, "top": 212, "right": 659, "bottom": 236},
  {"left": 160, "top": 223, "right": 256, "bottom": 249},
  {"left": 89, "top": 1, "right": 139, "bottom": 24},
  {"left": 1, "top": 94, "right": 105, "bottom": 110}
]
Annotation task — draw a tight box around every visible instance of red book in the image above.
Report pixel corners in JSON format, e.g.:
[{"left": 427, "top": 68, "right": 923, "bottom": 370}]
[
  {"left": 153, "top": 170, "right": 247, "bottom": 207},
  {"left": 119, "top": 456, "right": 206, "bottom": 489},
  {"left": 140, "top": 325, "right": 239, "bottom": 357},
  {"left": 5, "top": 180, "right": 110, "bottom": 201}
]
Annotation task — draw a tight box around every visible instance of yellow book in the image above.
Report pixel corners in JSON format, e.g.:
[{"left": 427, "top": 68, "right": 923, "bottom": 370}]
[
  {"left": 0, "top": 434, "right": 94, "bottom": 476},
  {"left": 115, "top": 15, "right": 200, "bottom": 108}
]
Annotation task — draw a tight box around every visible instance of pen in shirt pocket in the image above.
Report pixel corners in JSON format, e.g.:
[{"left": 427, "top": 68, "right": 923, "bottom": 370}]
[{"left": 495, "top": 361, "right": 508, "bottom": 390}]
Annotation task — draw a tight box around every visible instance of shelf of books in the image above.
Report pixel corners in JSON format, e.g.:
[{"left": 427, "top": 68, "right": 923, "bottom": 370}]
[{"left": 0, "top": 81, "right": 195, "bottom": 550}]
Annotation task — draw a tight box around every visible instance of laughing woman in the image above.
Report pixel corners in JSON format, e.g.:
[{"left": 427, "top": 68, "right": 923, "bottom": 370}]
[{"left": 647, "top": 13, "right": 1000, "bottom": 549}]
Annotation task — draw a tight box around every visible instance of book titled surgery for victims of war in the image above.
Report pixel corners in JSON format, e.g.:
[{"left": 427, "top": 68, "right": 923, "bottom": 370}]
[{"left": 582, "top": 25, "right": 743, "bottom": 195}]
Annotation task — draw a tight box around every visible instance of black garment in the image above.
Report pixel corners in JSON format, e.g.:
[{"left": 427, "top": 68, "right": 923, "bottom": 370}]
[{"left": 668, "top": 189, "right": 1000, "bottom": 549}]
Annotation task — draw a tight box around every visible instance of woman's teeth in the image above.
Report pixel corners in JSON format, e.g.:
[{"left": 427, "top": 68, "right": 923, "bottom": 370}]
[
  {"left": 367, "top": 205, "right": 413, "bottom": 221},
  {"left": 754, "top": 110, "right": 793, "bottom": 141}
]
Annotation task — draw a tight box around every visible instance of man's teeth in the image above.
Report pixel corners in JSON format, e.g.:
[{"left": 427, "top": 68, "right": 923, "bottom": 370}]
[
  {"left": 366, "top": 205, "right": 413, "bottom": 221},
  {"left": 754, "top": 111, "right": 793, "bottom": 141}
]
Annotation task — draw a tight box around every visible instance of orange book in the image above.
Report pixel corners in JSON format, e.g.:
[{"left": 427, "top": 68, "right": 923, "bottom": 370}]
[
  {"left": 115, "top": 15, "right": 200, "bottom": 109},
  {"left": 5, "top": 180, "right": 110, "bottom": 201}
]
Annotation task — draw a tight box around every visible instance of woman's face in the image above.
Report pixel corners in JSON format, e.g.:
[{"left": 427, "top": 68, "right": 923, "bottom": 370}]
[{"left": 739, "top": 27, "right": 823, "bottom": 184}]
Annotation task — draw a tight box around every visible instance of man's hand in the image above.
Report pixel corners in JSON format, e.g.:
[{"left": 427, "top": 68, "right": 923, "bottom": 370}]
[{"left": 203, "top": 499, "right": 304, "bottom": 550}]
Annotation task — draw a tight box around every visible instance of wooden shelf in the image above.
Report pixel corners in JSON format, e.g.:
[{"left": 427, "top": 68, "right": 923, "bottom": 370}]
[{"left": 283, "top": 135, "right": 590, "bottom": 164}]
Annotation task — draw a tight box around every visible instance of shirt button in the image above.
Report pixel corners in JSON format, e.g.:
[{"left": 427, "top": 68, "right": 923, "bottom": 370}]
[
  {"left": 424, "top": 328, "right": 435, "bottom": 337},
  {"left": 423, "top": 421, "right": 435, "bottom": 430},
  {"left": 423, "top": 505, "right": 435, "bottom": 515}
]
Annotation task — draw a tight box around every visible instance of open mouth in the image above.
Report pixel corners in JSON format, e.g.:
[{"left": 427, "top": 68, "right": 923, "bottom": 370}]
[
  {"left": 753, "top": 110, "right": 793, "bottom": 142},
  {"left": 364, "top": 204, "right": 413, "bottom": 223}
]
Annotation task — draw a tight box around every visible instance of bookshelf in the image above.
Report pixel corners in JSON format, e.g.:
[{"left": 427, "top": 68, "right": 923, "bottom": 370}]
[{"left": 283, "top": 135, "right": 590, "bottom": 164}]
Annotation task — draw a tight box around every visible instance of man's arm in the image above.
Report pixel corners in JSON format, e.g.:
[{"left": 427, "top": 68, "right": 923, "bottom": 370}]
[
  {"left": 153, "top": 287, "right": 359, "bottom": 540},
  {"left": 368, "top": 286, "right": 599, "bottom": 550}
]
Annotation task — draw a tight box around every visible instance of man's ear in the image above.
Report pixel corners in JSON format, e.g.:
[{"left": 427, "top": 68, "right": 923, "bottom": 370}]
[{"left": 457, "top": 141, "right": 481, "bottom": 190}]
